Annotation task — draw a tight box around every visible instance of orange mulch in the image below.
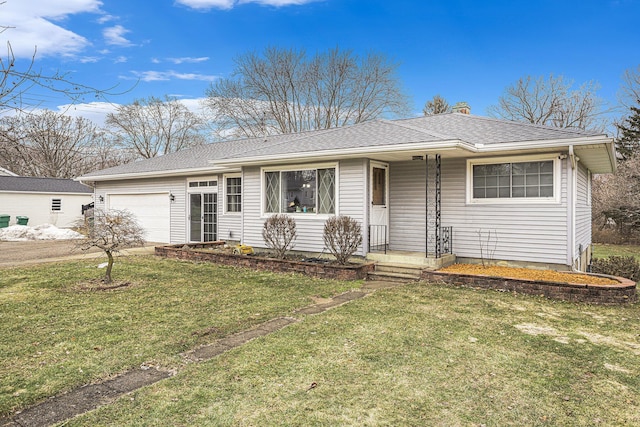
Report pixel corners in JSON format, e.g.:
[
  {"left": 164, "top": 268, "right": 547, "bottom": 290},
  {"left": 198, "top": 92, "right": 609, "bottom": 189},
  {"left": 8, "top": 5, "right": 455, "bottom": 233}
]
[{"left": 439, "top": 264, "right": 619, "bottom": 286}]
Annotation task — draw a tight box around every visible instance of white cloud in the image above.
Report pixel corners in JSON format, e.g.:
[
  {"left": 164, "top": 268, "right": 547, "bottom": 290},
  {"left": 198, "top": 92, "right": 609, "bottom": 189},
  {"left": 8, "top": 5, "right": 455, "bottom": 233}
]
[
  {"left": 168, "top": 57, "right": 210, "bottom": 64},
  {"left": 96, "top": 14, "right": 116, "bottom": 24},
  {"left": 114, "top": 56, "right": 128, "bottom": 63},
  {"left": 103, "top": 25, "right": 133, "bottom": 46},
  {"left": 79, "top": 56, "right": 100, "bottom": 63},
  {"left": 176, "top": 0, "right": 235, "bottom": 10},
  {"left": 0, "top": 0, "right": 102, "bottom": 58},
  {"left": 176, "top": 0, "right": 318, "bottom": 10},
  {"left": 54, "top": 98, "right": 207, "bottom": 125},
  {"left": 127, "top": 70, "right": 219, "bottom": 82}
]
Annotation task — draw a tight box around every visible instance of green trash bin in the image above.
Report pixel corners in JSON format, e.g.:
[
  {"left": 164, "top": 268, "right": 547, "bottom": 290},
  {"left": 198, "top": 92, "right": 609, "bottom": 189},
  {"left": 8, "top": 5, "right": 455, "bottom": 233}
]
[
  {"left": 16, "top": 216, "right": 29, "bottom": 226},
  {"left": 0, "top": 214, "right": 9, "bottom": 228}
]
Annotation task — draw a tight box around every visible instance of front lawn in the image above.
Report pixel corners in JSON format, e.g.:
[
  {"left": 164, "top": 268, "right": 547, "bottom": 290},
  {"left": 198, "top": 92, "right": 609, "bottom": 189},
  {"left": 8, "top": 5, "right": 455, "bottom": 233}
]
[
  {"left": 71, "top": 283, "right": 640, "bottom": 426},
  {"left": 0, "top": 257, "right": 356, "bottom": 417}
]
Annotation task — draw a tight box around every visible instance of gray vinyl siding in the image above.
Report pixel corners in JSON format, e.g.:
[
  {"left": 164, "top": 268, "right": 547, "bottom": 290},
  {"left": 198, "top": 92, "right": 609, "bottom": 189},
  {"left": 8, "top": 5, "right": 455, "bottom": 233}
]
[
  {"left": 218, "top": 176, "right": 242, "bottom": 241},
  {"left": 441, "top": 157, "right": 569, "bottom": 265},
  {"left": 389, "top": 160, "right": 426, "bottom": 252},
  {"left": 242, "top": 160, "right": 367, "bottom": 255},
  {"left": 338, "top": 159, "right": 367, "bottom": 255},
  {"left": 94, "top": 177, "right": 187, "bottom": 244},
  {"left": 575, "top": 163, "right": 591, "bottom": 255}
]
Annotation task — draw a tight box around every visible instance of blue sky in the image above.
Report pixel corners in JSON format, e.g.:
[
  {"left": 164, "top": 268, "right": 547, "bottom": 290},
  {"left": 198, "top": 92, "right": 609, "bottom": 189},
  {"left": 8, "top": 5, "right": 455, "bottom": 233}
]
[{"left": 2, "top": 0, "right": 639, "bottom": 125}]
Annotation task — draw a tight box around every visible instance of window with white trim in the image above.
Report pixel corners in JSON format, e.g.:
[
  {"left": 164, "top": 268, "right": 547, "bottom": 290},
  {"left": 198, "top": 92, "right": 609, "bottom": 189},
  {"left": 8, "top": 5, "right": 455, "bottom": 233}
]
[
  {"left": 51, "top": 198, "right": 62, "bottom": 211},
  {"left": 468, "top": 157, "right": 559, "bottom": 203},
  {"left": 188, "top": 180, "right": 217, "bottom": 188},
  {"left": 264, "top": 167, "right": 335, "bottom": 214},
  {"left": 226, "top": 176, "right": 242, "bottom": 213}
]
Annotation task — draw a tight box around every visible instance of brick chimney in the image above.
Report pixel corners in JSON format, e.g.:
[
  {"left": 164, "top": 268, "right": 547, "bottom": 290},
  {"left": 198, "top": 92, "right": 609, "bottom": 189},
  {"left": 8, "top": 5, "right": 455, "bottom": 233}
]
[{"left": 452, "top": 101, "right": 471, "bottom": 114}]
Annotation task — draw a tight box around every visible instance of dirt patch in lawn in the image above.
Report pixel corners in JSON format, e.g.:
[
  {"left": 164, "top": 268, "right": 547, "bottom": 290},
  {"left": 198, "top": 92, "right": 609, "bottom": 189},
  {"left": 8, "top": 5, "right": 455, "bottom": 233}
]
[{"left": 440, "top": 264, "right": 619, "bottom": 286}]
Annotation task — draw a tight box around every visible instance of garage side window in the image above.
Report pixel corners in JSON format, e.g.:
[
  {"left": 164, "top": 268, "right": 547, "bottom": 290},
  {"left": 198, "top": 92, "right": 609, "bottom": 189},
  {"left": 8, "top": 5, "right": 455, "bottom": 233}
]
[
  {"left": 226, "top": 176, "right": 241, "bottom": 213},
  {"left": 51, "top": 198, "right": 62, "bottom": 211}
]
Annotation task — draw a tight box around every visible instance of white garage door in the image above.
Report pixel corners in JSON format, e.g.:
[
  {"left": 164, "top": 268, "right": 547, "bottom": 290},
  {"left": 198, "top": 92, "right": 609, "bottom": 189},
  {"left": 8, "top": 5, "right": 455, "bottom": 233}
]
[{"left": 108, "top": 193, "right": 170, "bottom": 243}]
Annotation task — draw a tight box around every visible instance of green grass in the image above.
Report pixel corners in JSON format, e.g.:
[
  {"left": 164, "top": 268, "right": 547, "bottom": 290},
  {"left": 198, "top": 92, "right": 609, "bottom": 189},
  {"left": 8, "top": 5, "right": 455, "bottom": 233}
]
[
  {"left": 69, "top": 283, "right": 640, "bottom": 426},
  {"left": 593, "top": 243, "right": 640, "bottom": 260},
  {"left": 0, "top": 256, "right": 356, "bottom": 417}
]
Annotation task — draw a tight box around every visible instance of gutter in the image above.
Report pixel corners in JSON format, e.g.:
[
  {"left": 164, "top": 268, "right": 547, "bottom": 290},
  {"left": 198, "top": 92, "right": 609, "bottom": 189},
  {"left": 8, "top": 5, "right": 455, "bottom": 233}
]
[
  {"left": 75, "top": 166, "right": 240, "bottom": 183},
  {"left": 568, "top": 145, "right": 579, "bottom": 270}
]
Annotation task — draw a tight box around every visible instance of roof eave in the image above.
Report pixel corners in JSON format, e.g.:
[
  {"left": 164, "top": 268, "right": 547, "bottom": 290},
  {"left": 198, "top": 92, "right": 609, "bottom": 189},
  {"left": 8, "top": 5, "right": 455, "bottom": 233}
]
[{"left": 76, "top": 165, "right": 241, "bottom": 183}]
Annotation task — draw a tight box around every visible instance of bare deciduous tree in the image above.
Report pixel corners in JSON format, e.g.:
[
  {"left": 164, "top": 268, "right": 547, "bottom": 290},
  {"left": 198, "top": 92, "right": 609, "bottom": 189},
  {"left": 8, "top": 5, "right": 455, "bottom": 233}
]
[
  {"left": 323, "top": 215, "right": 362, "bottom": 265},
  {"left": 488, "top": 74, "right": 607, "bottom": 132},
  {"left": 106, "top": 95, "right": 205, "bottom": 159},
  {"left": 423, "top": 94, "right": 451, "bottom": 116},
  {"left": 619, "top": 65, "right": 640, "bottom": 110},
  {"left": 204, "top": 46, "right": 410, "bottom": 139},
  {"left": 75, "top": 209, "right": 145, "bottom": 283},
  {"left": 0, "top": 110, "right": 125, "bottom": 178},
  {"left": 262, "top": 214, "right": 297, "bottom": 259}
]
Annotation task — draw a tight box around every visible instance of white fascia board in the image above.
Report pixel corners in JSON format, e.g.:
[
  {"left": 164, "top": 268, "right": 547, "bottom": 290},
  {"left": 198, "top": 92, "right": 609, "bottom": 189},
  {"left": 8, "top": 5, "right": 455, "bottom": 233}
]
[
  {"left": 476, "top": 135, "right": 612, "bottom": 152},
  {"left": 0, "top": 190, "right": 92, "bottom": 195},
  {"left": 75, "top": 166, "right": 240, "bottom": 183},
  {"left": 211, "top": 139, "right": 474, "bottom": 167}
]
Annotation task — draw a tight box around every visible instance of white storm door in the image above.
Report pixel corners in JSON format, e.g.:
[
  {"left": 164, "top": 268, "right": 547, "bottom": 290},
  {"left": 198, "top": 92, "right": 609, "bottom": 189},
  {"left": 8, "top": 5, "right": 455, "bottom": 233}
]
[
  {"left": 369, "top": 162, "right": 389, "bottom": 249},
  {"left": 189, "top": 193, "right": 217, "bottom": 242}
]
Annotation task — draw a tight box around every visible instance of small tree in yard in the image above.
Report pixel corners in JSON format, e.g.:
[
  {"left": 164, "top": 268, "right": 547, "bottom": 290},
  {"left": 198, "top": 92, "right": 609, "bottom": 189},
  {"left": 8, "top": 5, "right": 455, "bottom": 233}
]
[
  {"left": 262, "top": 214, "right": 297, "bottom": 259},
  {"left": 75, "top": 209, "right": 145, "bottom": 283},
  {"left": 323, "top": 215, "right": 362, "bottom": 265}
]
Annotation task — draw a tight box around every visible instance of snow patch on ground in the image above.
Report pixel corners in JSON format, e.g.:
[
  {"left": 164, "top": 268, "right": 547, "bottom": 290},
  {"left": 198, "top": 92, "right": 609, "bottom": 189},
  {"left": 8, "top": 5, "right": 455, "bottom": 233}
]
[{"left": 0, "top": 224, "right": 84, "bottom": 241}]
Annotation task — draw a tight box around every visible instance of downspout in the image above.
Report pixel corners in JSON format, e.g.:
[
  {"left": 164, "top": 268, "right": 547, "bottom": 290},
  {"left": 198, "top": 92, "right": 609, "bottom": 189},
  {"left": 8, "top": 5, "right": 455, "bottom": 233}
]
[
  {"left": 568, "top": 146, "right": 579, "bottom": 271},
  {"left": 240, "top": 167, "right": 245, "bottom": 245}
]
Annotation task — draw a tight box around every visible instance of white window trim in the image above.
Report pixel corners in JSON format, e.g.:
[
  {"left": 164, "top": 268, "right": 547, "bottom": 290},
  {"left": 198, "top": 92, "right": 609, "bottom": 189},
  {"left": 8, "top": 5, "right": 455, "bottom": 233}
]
[
  {"left": 186, "top": 176, "right": 218, "bottom": 193},
  {"left": 466, "top": 154, "right": 562, "bottom": 205},
  {"left": 260, "top": 162, "right": 339, "bottom": 218},
  {"left": 223, "top": 173, "right": 242, "bottom": 215}
]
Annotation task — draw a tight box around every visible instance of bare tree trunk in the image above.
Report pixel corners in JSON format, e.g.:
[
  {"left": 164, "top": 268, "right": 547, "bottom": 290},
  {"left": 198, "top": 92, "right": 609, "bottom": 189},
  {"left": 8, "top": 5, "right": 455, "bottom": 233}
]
[{"left": 104, "top": 250, "right": 114, "bottom": 283}]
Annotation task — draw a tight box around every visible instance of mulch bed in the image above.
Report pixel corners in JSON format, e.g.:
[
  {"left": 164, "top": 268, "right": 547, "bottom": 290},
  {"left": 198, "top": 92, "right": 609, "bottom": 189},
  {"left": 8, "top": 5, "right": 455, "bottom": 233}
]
[{"left": 439, "top": 264, "right": 620, "bottom": 286}]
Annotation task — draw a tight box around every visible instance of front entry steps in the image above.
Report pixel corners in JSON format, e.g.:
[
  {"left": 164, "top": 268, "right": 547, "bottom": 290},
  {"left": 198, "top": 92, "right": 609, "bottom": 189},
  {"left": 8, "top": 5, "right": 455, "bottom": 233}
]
[{"left": 367, "top": 262, "right": 424, "bottom": 283}]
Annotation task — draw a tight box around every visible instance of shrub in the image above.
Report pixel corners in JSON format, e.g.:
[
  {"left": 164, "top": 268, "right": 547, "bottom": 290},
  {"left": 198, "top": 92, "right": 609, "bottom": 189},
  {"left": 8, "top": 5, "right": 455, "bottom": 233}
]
[
  {"left": 323, "top": 215, "right": 362, "bottom": 265},
  {"left": 591, "top": 256, "right": 640, "bottom": 282},
  {"left": 262, "top": 214, "right": 297, "bottom": 259}
]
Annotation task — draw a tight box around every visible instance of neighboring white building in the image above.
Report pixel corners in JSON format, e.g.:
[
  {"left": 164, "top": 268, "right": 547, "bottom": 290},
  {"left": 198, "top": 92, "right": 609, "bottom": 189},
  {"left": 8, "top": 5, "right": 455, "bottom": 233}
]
[
  {"left": 0, "top": 167, "right": 18, "bottom": 176},
  {"left": 78, "top": 112, "right": 616, "bottom": 271},
  {"left": 0, "top": 176, "right": 93, "bottom": 228}
]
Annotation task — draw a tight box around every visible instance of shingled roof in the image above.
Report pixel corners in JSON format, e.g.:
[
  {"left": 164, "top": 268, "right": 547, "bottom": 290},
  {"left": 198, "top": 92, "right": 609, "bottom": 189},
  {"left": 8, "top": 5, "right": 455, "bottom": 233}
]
[
  {"left": 79, "top": 112, "right": 611, "bottom": 180},
  {"left": 0, "top": 176, "right": 93, "bottom": 193}
]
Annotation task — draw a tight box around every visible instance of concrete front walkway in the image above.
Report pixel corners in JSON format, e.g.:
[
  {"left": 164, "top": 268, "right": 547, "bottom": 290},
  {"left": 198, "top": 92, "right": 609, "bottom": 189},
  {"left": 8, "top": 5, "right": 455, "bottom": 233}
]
[{"left": 0, "top": 280, "right": 403, "bottom": 427}]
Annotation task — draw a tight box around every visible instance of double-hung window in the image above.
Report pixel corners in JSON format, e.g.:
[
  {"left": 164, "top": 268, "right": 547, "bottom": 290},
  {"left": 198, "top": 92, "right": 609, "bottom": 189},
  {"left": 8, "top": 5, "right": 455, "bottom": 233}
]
[
  {"left": 468, "top": 157, "right": 558, "bottom": 203},
  {"left": 264, "top": 166, "right": 336, "bottom": 214},
  {"left": 226, "top": 175, "right": 242, "bottom": 213}
]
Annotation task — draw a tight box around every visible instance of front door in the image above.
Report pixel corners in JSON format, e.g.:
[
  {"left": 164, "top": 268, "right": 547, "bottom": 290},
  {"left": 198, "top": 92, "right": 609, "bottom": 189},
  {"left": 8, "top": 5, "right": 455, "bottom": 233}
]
[
  {"left": 189, "top": 193, "right": 217, "bottom": 242},
  {"left": 369, "top": 162, "right": 389, "bottom": 251}
]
